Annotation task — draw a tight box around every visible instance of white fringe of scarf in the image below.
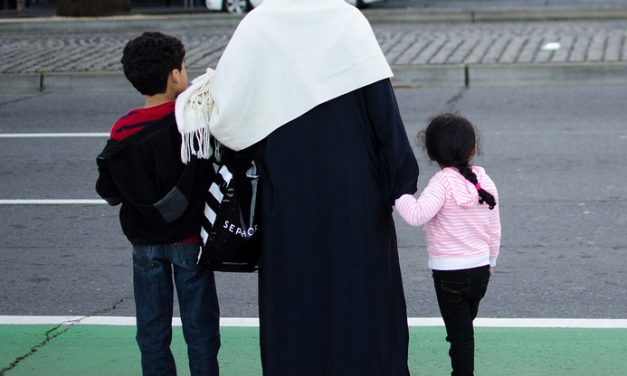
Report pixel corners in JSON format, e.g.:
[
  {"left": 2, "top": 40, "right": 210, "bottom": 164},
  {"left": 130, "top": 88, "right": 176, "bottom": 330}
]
[{"left": 175, "top": 68, "right": 215, "bottom": 164}]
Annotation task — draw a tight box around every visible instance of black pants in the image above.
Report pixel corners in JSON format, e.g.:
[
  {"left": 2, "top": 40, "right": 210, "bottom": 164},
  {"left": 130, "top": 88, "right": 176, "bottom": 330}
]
[{"left": 433, "top": 265, "right": 490, "bottom": 376}]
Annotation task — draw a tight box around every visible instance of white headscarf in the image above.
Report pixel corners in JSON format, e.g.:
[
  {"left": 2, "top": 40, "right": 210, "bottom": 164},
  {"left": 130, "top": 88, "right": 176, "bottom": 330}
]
[{"left": 209, "top": 0, "right": 392, "bottom": 151}]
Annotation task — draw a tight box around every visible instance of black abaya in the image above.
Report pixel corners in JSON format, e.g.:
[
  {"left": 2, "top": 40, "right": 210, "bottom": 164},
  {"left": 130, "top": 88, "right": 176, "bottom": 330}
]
[{"left": 257, "top": 79, "right": 419, "bottom": 376}]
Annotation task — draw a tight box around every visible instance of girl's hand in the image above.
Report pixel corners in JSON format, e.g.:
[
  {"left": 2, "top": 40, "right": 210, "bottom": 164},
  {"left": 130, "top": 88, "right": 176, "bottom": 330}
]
[{"left": 489, "top": 267, "right": 495, "bottom": 276}]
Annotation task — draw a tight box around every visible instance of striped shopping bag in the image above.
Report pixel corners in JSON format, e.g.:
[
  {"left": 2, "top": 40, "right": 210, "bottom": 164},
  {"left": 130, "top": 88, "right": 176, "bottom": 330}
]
[{"left": 199, "top": 151, "right": 261, "bottom": 272}]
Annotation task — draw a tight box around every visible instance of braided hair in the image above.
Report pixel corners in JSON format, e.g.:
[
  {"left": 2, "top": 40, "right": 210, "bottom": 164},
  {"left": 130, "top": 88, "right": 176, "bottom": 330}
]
[{"left": 423, "top": 112, "right": 496, "bottom": 210}]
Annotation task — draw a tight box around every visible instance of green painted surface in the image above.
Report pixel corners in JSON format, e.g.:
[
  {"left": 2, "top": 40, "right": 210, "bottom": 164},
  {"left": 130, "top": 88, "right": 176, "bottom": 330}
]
[
  {"left": 416, "top": 327, "right": 627, "bottom": 376},
  {"left": 0, "top": 325, "right": 59, "bottom": 370},
  {"left": 1, "top": 325, "right": 626, "bottom": 375},
  {"left": 1, "top": 326, "right": 261, "bottom": 376}
]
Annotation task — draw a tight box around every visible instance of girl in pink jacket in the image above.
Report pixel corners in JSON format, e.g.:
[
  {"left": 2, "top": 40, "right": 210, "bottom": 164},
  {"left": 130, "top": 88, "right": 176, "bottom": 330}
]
[{"left": 395, "top": 112, "right": 501, "bottom": 376}]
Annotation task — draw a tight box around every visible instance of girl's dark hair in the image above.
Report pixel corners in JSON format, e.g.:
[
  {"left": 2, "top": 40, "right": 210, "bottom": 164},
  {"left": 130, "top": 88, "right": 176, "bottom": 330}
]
[
  {"left": 423, "top": 112, "right": 496, "bottom": 210},
  {"left": 121, "top": 32, "right": 185, "bottom": 96}
]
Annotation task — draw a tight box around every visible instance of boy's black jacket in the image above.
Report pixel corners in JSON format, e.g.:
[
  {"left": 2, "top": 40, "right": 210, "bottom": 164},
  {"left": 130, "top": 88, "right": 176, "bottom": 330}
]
[{"left": 95, "top": 113, "right": 212, "bottom": 245}]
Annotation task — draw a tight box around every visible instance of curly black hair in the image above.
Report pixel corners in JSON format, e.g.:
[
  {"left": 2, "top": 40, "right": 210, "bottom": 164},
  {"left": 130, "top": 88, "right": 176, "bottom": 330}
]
[
  {"left": 423, "top": 112, "right": 497, "bottom": 210},
  {"left": 121, "top": 32, "right": 185, "bottom": 96}
]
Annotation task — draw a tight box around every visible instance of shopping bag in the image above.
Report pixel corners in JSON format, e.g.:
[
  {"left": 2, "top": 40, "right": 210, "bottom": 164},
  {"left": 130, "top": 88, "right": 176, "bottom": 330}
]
[{"left": 199, "top": 144, "right": 261, "bottom": 272}]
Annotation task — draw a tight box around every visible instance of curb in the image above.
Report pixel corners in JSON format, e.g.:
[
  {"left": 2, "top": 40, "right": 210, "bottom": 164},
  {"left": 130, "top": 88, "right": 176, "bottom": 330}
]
[
  {"left": 392, "top": 62, "right": 627, "bottom": 88},
  {"left": 2, "top": 63, "right": 627, "bottom": 94},
  {"left": 392, "top": 64, "right": 466, "bottom": 87},
  {"left": 2, "top": 73, "right": 42, "bottom": 93},
  {"left": 42, "top": 71, "right": 134, "bottom": 93},
  {"left": 467, "top": 62, "right": 627, "bottom": 86}
]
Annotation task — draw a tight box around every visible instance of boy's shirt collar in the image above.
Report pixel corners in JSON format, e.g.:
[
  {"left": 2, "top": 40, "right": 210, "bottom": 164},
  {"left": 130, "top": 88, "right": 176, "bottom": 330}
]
[{"left": 110, "top": 101, "right": 175, "bottom": 141}]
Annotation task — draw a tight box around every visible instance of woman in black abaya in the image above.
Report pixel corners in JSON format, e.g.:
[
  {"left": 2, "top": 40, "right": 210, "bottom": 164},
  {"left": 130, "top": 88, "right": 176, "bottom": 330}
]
[{"left": 209, "top": 1, "right": 419, "bottom": 374}]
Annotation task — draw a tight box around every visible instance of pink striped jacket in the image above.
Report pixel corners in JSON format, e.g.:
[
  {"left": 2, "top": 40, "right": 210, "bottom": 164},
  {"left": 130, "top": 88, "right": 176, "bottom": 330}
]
[{"left": 395, "top": 166, "right": 501, "bottom": 271}]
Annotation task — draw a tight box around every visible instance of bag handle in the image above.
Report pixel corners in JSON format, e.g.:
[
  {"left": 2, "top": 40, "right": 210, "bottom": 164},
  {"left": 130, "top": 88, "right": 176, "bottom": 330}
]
[{"left": 245, "top": 162, "right": 259, "bottom": 231}]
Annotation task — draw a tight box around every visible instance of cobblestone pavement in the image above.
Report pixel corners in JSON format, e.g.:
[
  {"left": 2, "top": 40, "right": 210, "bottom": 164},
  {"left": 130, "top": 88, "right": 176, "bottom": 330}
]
[{"left": 1, "top": 20, "right": 627, "bottom": 74}]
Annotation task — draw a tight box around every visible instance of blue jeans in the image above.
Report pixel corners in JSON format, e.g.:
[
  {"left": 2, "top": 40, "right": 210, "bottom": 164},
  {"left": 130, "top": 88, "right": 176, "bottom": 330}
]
[
  {"left": 133, "top": 243, "right": 220, "bottom": 376},
  {"left": 433, "top": 265, "right": 490, "bottom": 376}
]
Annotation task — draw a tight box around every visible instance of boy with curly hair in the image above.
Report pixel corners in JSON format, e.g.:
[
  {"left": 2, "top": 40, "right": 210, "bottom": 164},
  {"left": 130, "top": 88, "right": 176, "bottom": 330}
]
[{"left": 96, "top": 32, "right": 220, "bottom": 376}]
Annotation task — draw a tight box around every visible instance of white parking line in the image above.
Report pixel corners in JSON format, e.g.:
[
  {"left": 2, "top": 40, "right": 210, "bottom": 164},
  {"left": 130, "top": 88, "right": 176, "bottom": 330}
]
[
  {"left": 409, "top": 318, "right": 627, "bottom": 328},
  {"left": 0, "top": 199, "right": 106, "bottom": 205},
  {"left": 1, "top": 316, "right": 627, "bottom": 328},
  {"left": 0, "top": 133, "right": 108, "bottom": 138},
  {"left": 1, "top": 133, "right": 113, "bottom": 206},
  {"left": 471, "top": 318, "right": 627, "bottom": 329}
]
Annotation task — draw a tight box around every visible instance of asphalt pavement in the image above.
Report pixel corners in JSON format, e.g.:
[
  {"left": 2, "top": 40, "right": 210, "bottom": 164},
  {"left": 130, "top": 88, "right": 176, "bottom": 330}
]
[
  {"left": 3, "top": 82, "right": 627, "bottom": 375},
  {"left": 1, "top": 83, "right": 626, "bottom": 319}
]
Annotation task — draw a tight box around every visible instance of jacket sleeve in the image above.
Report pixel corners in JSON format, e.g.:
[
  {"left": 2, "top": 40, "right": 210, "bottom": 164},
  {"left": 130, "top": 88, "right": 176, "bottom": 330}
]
[
  {"left": 487, "top": 187, "right": 501, "bottom": 267},
  {"left": 395, "top": 176, "right": 446, "bottom": 227},
  {"left": 362, "top": 79, "right": 419, "bottom": 206},
  {"left": 96, "top": 157, "right": 122, "bottom": 206},
  {"left": 152, "top": 157, "right": 213, "bottom": 224}
]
